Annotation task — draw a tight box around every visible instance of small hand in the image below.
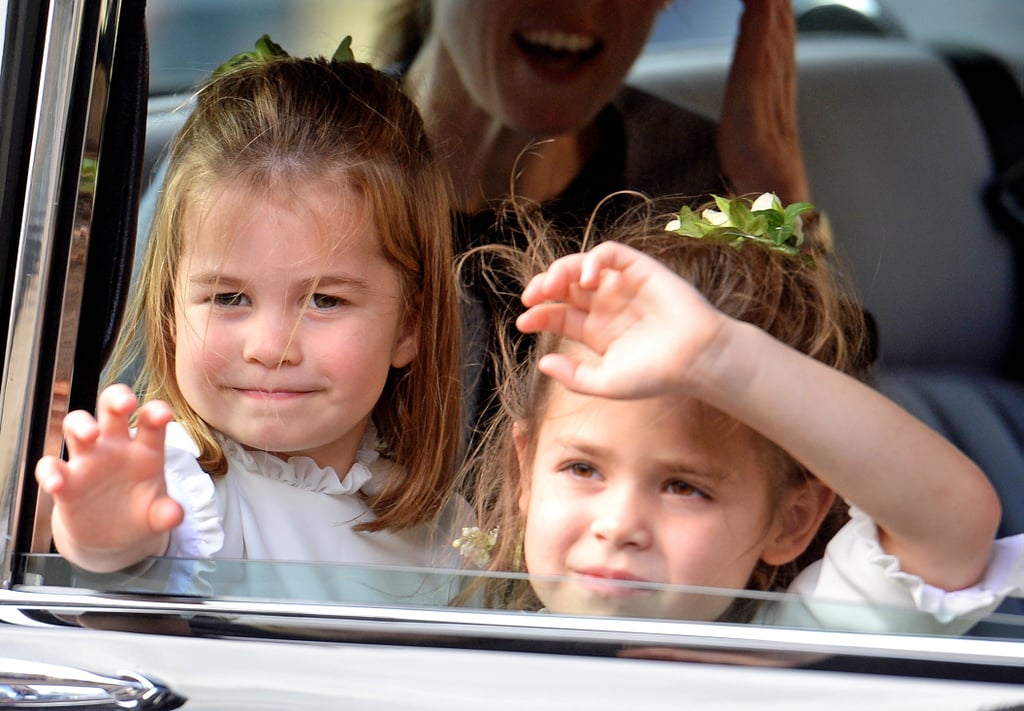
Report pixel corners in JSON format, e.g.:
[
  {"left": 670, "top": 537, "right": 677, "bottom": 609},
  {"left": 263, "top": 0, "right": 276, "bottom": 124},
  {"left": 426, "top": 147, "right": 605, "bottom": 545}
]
[
  {"left": 719, "top": 0, "right": 810, "bottom": 203},
  {"left": 517, "top": 241, "right": 727, "bottom": 399},
  {"left": 36, "top": 384, "right": 183, "bottom": 572}
]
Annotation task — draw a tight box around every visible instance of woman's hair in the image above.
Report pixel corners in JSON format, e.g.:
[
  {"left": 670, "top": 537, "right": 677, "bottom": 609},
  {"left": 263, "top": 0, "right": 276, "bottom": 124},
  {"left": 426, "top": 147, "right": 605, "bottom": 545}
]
[
  {"left": 106, "top": 56, "right": 461, "bottom": 533},
  {"left": 465, "top": 194, "right": 870, "bottom": 615}
]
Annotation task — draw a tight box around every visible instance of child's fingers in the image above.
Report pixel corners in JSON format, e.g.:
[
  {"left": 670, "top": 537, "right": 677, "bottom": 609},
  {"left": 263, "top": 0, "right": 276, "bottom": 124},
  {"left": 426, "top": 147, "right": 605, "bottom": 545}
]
[
  {"left": 521, "top": 272, "right": 563, "bottom": 307},
  {"left": 133, "top": 400, "right": 174, "bottom": 451},
  {"left": 524, "top": 243, "right": 652, "bottom": 305},
  {"left": 517, "top": 302, "right": 588, "bottom": 343},
  {"left": 35, "top": 456, "right": 67, "bottom": 494},
  {"left": 539, "top": 353, "right": 650, "bottom": 399},
  {"left": 580, "top": 242, "right": 646, "bottom": 285},
  {"left": 95, "top": 384, "right": 139, "bottom": 439},
  {"left": 536, "top": 353, "right": 608, "bottom": 396},
  {"left": 61, "top": 410, "right": 101, "bottom": 458},
  {"left": 522, "top": 255, "right": 587, "bottom": 305},
  {"left": 148, "top": 497, "right": 185, "bottom": 534},
  {"left": 535, "top": 353, "right": 581, "bottom": 388}
]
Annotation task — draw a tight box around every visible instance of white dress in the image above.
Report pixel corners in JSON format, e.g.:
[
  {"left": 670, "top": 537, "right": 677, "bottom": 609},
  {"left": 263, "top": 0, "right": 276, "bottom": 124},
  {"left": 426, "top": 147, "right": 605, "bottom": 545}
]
[
  {"left": 758, "top": 506, "right": 1024, "bottom": 635},
  {"left": 152, "top": 422, "right": 473, "bottom": 605}
]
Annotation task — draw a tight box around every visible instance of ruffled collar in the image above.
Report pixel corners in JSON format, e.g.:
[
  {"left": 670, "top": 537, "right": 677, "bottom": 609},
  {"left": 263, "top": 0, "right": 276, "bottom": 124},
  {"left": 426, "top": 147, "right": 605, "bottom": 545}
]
[{"left": 218, "top": 425, "right": 380, "bottom": 496}]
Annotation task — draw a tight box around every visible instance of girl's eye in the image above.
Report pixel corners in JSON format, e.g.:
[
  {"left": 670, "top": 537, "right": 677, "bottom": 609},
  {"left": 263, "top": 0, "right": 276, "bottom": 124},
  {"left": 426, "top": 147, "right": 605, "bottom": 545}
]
[
  {"left": 565, "top": 462, "right": 601, "bottom": 480},
  {"left": 213, "top": 292, "right": 248, "bottom": 307},
  {"left": 308, "top": 293, "right": 345, "bottom": 310},
  {"left": 666, "top": 479, "right": 706, "bottom": 499}
]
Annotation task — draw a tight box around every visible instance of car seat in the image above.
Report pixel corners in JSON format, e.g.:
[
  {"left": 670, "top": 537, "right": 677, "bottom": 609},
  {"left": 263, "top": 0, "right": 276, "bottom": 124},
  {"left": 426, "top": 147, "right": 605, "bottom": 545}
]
[{"left": 629, "top": 15, "right": 1024, "bottom": 544}]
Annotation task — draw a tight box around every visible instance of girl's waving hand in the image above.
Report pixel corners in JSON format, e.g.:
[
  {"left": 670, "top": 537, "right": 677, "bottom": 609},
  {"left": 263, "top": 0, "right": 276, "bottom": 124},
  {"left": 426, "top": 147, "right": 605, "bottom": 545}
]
[
  {"left": 36, "top": 384, "right": 182, "bottom": 573},
  {"left": 517, "top": 241, "right": 725, "bottom": 400}
]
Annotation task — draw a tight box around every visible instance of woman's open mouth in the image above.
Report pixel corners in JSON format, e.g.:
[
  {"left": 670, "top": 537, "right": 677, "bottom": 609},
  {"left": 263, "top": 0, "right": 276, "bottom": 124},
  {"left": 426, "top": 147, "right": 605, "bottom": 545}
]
[{"left": 514, "top": 28, "right": 602, "bottom": 75}]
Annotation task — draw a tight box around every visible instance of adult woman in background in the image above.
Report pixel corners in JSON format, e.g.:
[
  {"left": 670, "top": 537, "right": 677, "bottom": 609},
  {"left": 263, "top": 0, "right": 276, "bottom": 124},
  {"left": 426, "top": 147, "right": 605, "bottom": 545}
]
[
  {"left": 381, "top": 0, "right": 810, "bottom": 216},
  {"left": 379, "top": 0, "right": 813, "bottom": 445}
]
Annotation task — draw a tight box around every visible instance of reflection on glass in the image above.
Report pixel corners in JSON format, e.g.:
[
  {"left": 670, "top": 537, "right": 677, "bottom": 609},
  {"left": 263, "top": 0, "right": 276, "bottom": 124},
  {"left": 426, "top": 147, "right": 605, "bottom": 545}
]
[
  {"left": 17, "top": 554, "right": 1024, "bottom": 641},
  {"left": 147, "top": 0, "right": 387, "bottom": 94}
]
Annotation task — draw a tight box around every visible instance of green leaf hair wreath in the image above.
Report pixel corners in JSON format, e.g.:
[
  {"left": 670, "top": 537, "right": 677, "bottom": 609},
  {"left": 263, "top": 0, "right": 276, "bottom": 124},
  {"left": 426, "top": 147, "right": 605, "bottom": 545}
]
[
  {"left": 666, "top": 192, "right": 816, "bottom": 265},
  {"left": 213, "top": 33, "right": 355, "bottom": 77}
]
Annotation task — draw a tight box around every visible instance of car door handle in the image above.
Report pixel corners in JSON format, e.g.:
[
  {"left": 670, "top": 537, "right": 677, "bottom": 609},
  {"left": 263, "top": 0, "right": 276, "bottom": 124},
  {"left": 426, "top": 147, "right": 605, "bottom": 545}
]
[{"left": 0, "top": 658, "right": 185, "bottom": 709}]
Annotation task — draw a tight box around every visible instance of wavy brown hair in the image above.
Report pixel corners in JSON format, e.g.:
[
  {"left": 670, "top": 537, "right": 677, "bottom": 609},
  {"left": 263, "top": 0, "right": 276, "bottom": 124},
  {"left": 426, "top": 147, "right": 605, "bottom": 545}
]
[
  {"left": 105, "top": 57, "right": 461, "bottom": 533},
  {"left": 462, "top": 193, "right": 871, "bottom": 616}
]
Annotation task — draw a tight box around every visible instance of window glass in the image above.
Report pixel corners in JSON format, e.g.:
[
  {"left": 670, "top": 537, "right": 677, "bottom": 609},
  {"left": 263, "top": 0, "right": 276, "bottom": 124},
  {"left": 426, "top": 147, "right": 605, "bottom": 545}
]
[
  {"left": 145, "top": 0, "right": 747, "bottom": 97},
  {"left": 127, "top": 0, "right": 1024, "bottom": 644},
  {"left": 648, "top": 0, "right": 741, "bottom": 47},
  {"left": 147, "top": 0, "right": 385, "bottom": 96}
]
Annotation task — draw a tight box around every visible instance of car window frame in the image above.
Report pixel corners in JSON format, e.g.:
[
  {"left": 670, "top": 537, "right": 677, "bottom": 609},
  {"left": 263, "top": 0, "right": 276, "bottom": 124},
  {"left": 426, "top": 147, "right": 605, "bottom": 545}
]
[{"left": 1, "top": 0, "right": 146, "bottom": 575}]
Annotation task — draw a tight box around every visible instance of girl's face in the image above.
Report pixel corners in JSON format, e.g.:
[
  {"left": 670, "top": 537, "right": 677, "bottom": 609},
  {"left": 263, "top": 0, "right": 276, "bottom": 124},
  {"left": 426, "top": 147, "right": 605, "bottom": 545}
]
[
  {"left": 429, "top": 0, "right": 663, "bottom": 136},
  {"left": 174, "top": 179, "right": 417, "bottom": 475},
  {"left": 518, "top": 384, "right": 808, "bottom": 621}
]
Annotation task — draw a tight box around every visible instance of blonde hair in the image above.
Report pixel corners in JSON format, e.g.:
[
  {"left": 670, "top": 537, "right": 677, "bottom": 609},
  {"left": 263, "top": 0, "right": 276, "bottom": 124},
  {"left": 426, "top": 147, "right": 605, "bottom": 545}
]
[
  {"left": 465, "top": 194, "right": 870, "bottom": 613},
  {"left": 106, "top": 57, "right": 461, "bottom": 532}
]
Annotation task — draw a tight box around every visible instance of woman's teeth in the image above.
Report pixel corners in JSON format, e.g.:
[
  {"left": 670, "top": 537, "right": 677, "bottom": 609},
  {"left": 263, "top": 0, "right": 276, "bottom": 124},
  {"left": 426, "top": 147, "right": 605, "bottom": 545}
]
[{"left": 519, "top": 29, "right": 597, "bottom": 53}]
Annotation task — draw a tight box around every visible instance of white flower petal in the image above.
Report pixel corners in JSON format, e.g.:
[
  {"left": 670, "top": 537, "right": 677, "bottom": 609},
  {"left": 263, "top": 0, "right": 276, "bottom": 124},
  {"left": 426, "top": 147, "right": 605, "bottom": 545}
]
[
  {"left": 751, "top": 192, "right": 777, "bottom": 212},
  {"left": 702, "top": 208, "right": 729, "bottom": 226},
  {"left": 665, "top": 218, "right": 681, "bottom": 232}
]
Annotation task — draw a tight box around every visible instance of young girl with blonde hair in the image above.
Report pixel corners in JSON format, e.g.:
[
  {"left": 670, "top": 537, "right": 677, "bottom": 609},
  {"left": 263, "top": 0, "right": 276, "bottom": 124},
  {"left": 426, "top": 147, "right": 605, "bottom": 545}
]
[{"left": 36, "top": 41, "right": 468, "bottom": 580}]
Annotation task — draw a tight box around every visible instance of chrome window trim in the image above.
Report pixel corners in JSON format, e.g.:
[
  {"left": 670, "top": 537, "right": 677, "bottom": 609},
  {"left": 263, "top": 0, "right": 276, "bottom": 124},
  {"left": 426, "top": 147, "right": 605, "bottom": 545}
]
[
  {"left": 0, "top": 0, "right": 117, "bottom": 585},
  {"left": 2, "top": 589, "right": 1022, "bottom": 672}
]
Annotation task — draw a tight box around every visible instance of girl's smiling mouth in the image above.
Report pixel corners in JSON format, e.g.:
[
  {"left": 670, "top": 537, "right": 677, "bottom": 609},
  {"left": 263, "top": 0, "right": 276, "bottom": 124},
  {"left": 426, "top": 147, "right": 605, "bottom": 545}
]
[
  {"left": 572, "top": 568, "right": 653, "bottom": 596},
  {"left": 234, "top": 387, "right": 314, "bottom": 400}
]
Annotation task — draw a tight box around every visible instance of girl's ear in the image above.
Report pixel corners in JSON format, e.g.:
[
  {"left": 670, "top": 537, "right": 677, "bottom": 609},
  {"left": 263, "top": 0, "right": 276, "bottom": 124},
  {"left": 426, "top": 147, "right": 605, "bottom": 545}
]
[
  {"left": 513, "top": 422, "right": 531, "bottom": 514},
  {"left": 390, "top": 303, "right": 419, "bottom": 368},
  {"left": 760, "top": 479, "right": 836, "bottom": 566}
]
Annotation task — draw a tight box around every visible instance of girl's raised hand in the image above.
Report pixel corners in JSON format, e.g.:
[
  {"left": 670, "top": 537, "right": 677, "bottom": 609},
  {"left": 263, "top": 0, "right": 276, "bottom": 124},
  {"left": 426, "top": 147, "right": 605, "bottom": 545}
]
[
  {"left": 517, "top": 241, "right": 728, "bottom": 399},
  {"left": 35, "top": 384, "right": 183, "bottom": 573}
]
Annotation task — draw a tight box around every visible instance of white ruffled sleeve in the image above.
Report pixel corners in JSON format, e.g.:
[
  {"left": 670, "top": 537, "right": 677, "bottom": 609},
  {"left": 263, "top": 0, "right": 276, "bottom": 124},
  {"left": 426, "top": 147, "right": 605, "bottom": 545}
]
[
  {"left": 162, "top": 422, "right": 223, "bottom": 559},
  {"left": 785, "top": 506, "right": 1024, "bottom": 635}
]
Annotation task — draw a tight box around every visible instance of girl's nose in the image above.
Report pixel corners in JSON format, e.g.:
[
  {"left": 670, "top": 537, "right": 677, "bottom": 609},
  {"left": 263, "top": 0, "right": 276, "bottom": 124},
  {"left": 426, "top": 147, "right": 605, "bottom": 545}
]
[
  {"left": 242, "top": 310, "right": 302, "bottom": 366},
  {"left": 590, "top": 485, "right": 653, "bottom": 549}
]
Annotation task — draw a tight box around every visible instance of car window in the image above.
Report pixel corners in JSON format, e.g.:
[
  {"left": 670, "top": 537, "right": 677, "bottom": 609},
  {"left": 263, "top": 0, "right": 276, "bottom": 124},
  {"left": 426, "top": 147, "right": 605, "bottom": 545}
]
[
  {"left": 8, "top": 0, "right": 1020, "bottom": 651},
  {"left": 145, "top": 0, "right": 746, "bottom": 97},
  {"left": 126, "top": 0, "right": 1024, "bottom": 630},
  {"left": 147, "top": 0, "right": 387, "bottom": 96}
]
